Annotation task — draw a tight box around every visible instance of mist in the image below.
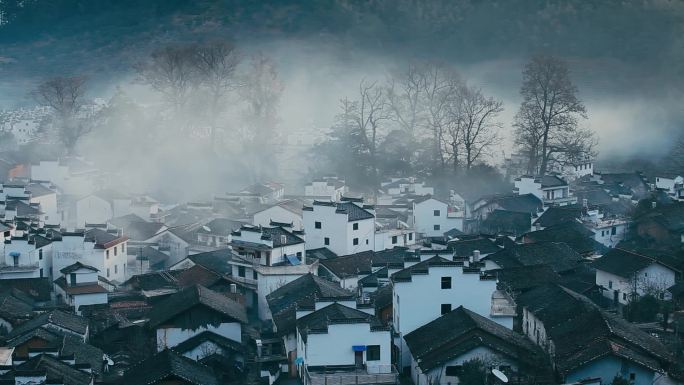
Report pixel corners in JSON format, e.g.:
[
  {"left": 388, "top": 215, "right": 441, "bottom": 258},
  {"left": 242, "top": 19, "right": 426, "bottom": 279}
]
[{"left": 1, "top": 0, "right": 683, "bottom": 201}]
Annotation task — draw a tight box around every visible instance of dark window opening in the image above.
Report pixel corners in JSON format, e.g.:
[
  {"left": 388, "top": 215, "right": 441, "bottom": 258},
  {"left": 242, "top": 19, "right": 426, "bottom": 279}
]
[
  {"left": 366, "top": 345, "right": 380, "bottom": 361},
  {"left": 441, "top": 276, "right": 452, "bottom": 289},
  {"left": 441, "top": 304, "right": 452, "bottom": 314}
]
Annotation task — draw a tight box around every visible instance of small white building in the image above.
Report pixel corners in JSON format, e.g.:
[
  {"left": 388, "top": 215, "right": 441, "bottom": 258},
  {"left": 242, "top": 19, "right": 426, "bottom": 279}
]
[
  {"left": 411, "top": 196, "right": 462, "bottom": 238},
  {"left": 53, "top": 262, "right": 109, "bottom": 314},
  {"left": 655, "top": 174, "right": 683, "bottom": 197},
  {"left": 253, "top": 200, "right": 304, "bottom": 231},
  {"left": 592, "top": 248, "right": 679, "bottom": 305},
  {"left": 296, "top": 302, "right": 396, "bottom": 385},
  {"left": 514, "top": 175, "right": 576, "bottom": 206},
  {"left": 0, "top": 233, "right": 52, "bottom": 280},
  {"left": 30, "top": 158, "right": 99, "bottom": 196},
  {"left": 304, "top": 177, "right": 347, "bottom": 201},
  {"left": 303, "top": 198, "right": 376, "bottom": 256}
]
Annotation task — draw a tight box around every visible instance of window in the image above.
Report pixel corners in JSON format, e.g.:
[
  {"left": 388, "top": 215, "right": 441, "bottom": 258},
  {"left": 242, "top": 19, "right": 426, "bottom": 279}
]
[
  {"left": 445, "top": 366, "right": 463, "bottom": 376},
  {"left": 253, "top": 271, "right": 258, "bottom": 280},
  {"left": 408, "top": 233, "right": 413, "bottom": 241},
  {"left": 366, "top": 239, "right": 369, "bottom": 245},
  {"left": 315, "top": 221, "right": 322, "bottom": 229},
  {"left": 324, "top": 237, "right": 330, "bottom": 246},
  {"left": 441, "top": 276, "right": 452, "bottom": 289},
  {"left": 238, "top": 266, "right": 246, "bottom": 278},
  {"left": 353, "top": 238, "right": 359, "bottom": 245},
  {"left": 106, "top": 250, "right": 110, "bottom": 259},
  {"left": 114, "top": 265, "right": 118, "bottom": 274},
  {"left": 366, "top": 345, "right": 380, "bottom": 361},
  {"left": 623, "top": 293, "right": 627, "bottom": 301},
  {"left": 114, "top": 247, "right": 118, "bottom": 256},
  {"left": 441, "top": 304, "right": 452, "bottom": 314},
  {"left": 107, "top": 268, "right": 110, "bottom": 278},
  {"left": 353, "top": 223, "right": 359, "bottom": 230},
  {"left": 40, "top": 268, "right": 44, "bottom": 278},
  {"left": 392, "top": 236, "right": 398, "bottom": 244},
  {"left": 629, "top": 373, "right": 636, "bottom": 381},
  {"left": 433, "top": 224, "right": 440, "bottom": 231},
  {"left": 39, "top": 249, "right": 43, "bottom": 260},
  {"left": 433, "top": 210, "right": 440, "bottom": 216},
  {"left": 608, "top": 281, "right": 613, "bottom": 289},
  {"left": 611, "top": 226, "right": 617, "bottom": 235}
]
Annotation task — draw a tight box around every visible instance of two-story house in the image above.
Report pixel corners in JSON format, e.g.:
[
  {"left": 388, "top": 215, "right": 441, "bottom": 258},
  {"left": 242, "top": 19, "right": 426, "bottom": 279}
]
[
  {"left": 514, "top": 175, "right": 576, "bottom": 207},
  {"left": 412, "top": 196, "right": 462, "bottom": 238},
  {"left": 303, "top": 198, "right": 375, "bottom": 256},
  {"left": 53, "top": 262, "right": 109, "bottom": 314}
]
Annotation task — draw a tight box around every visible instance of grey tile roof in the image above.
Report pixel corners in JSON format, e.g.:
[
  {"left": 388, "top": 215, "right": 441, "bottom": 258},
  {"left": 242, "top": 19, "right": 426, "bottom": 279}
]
[
  {"left": 7, "top": 310, "right": 88, "bottom": 339},
  {"left": 448, "top": 237, "right": 501, "bottom": 257},
  {"left": 267, "top": 274, "right": 354, "bottom": 335},
  {"left": 483, "top": 242, "right": 582, "bottom": 273},
  {"left": 480, "top": 209, "right": 532, "bottom": 236},
  {"left": 147, "top": 285, "right": 248, "bottom": 327},
  {"left": 591, "top": 248, "right": 679, "bottom": 278},
  {"left": 121, "top": 349, "right": 219, "bottom": 385},
  {"left": 404, "top": 306, "right": 541, "bottom": 372},
  {"left": 12, "top": 354, "right": 93, "bottom": 385},
  {"left": 297, "top": 303, "right": 384, "bottom": 343}
]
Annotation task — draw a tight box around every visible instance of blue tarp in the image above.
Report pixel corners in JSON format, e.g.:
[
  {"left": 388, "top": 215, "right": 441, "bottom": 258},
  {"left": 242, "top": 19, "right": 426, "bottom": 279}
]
[
  {"left": 8, "top": 251, "right": 20, "bottom": 257},
  {"left": 352, "top": 345, "right": 367, "bottom": 351},
  {"left": 286, "top": 254, "right": 301, "bottom": 266}
]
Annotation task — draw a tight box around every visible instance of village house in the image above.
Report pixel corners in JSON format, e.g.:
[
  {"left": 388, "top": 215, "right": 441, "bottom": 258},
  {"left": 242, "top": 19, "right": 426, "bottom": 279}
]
[
  {"left": 654, "top": 174, "right": 683, "bottom": 197},
  {"left": 304, "top": 176, "right": 347, "bottom": 201},
  {"left": 266, "top": 274, "right": 355, "bottom": 374},
  {"left": 30, "top": 158, "right": 99, "bottom": 196},
  {"left": 592, "top": 248, "right": 679, "bottom": 305},
  {"left": 147, "top": 285, "right": 248, "bottom": 351},
  {"left": 514, "top": 174, "right": 577, "bottom": 206},
  {"left": 517, "top": 284, "right": 675, "bottom": 385},
  {"left": 318, "top": 247, "right": 410, "bottom": 291},
  {"left": 380, "top": 177, "right": 434, "bottom": 197},
  {"left": 411, "top": 195, "right": 462, "bottom": 238},
  {"left": 470, "top": 193, "right": 543, "bottom": 223},
  {"left": 303, "top": 198, "right": 376, "bottom": 256},
  {"left": 482, "top": 242, "right": 583, "bottom": 275},
  {"left": 0, "top": 232, "right": 52, "bottom": 280},
  {"left": 295, "top": 302, "right": 397, "bottom": 385},
  {"left": 253, "top": 199, "right": 305, "bottom": 230},
  {"left": 53, "top": 262, "right": 109, "bottom": 314},
  {"left": 391, "top": 255, "right": 514, "bottom": 372},
  {"left": 404, "top": 306, "right": 544, "bottom": 385},
  {"left": 634, "top": 201, "right": 684, "bottom": 248}
]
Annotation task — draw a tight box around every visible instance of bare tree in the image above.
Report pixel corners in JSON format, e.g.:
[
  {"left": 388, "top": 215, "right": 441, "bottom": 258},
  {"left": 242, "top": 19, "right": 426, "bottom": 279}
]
[
  {"left": 135, "top": 45, "right": 197, "bottom": 114},
  {"left": 514, "top": 55, "right": 591, "bottom": 175},
  {"left": 454, "top": 85, "right": 503, "bottom": 170},
  {"left": 194, "top": 40, "right": 241, "bottom": 146},
  {"left": 354, "top": 79, "right": 389, "bottom": 184},
  {"left": 33, "top": 76, "right": 90, "bottom": 154},
  {"left": 420, "top": 64, "right": 462, "bottom": 172},
  {"left": 239, "top": 53, "right": 284, "bottom": 181},
  {"left": 385, "top": 64, "right": 425, "bottom": 162}
]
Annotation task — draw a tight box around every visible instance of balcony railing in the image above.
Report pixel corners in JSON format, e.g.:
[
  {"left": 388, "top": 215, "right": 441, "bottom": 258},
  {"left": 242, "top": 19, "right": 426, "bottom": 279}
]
[{"left": 305, "top": 364, "right": 398, "bottom": 385}]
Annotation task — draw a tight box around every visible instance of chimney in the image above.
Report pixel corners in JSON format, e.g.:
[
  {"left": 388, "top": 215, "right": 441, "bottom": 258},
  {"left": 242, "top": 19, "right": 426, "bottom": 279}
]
[
  {"left": 280, "top": 235, "right": 287, "bottom": 244},
  {"left": 582, "top": 198, "right": 588, "bottom": 208},
  {"left": 652, "top": 201, "right": 657, "bottom": 209},
  {"left": 473, "top": 250, "right": 480, "bottom": 262}
]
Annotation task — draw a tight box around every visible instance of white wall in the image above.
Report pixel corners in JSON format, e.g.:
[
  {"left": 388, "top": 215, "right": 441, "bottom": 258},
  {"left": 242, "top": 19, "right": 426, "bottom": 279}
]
[
  {"left": 300, "top": 323, "right": 391, "bottom": 370},
  {"left": 304, "top": 204, "right": 375, "bottom": 255},
  {"left": 76, "top": 196, "right": 112, "bottom": 227},
  {"left": 156, "top": 322, "right": 242, "bottom": 351},
  {"left": 410, "top": 346, "right": 518, "bottom": 385},
  {"left": 254, "top": 206, "right": 303, "bottom": 230},
  {"left": 413, "top": 199, "right": 460, "bottom": 237},
  {"left": 375, "top": 230, "right": 415, "bottom": 252},
  {"left": 393, "top": 266, "right": 505, "bottom": 369},
  {"left": 596, "top": 263, "right": 675, "bottom": 305}
]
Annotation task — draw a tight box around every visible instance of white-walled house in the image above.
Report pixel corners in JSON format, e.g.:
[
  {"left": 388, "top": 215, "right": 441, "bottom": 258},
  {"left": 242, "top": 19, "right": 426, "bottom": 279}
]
[
  {"left": 514, "top": 175, "right": 576, "bottom": 206},
  {"left": 296, "top": 302, "right": 396, "bottom": 385},
  {"left": 380, "top": 178, "right": 434, "bottom": 197},
  {"left": 655, "top": 174, "right": 683, "bottom": 197},
  {"left": 304, "top": 177, "right": 347, "bottom": 201},
  {"left": 411, "top": 196, "right": 462, "bottom": 238},
  {"left": 0, "top": 233, "right": 52, "bottom": 280},
  {"left": 52, "top": 228, "right": 129, "bottom": 284},
  {"left": 404, "top": 306, "right": 541, "bottom": 385},
  {"left": 230, "top": 224, "right": 315, "bottom": 320},
  {"left": 303, "top": 198, "right": 375, "bottom": 256},
  {"left": 147, "top": 285, "right": 248, "bottom": 351},
  {"left": 592, "top": 248, "right": 679, "bottom": 305},
  {"left": 253, "top": 200, "right": 304, "bottom": 230},
  {"left": 391, "top": 256, "right": 514, "bottom": 371},
  {"left": 30, "top": 158, "right": 99, "bottom": 196},
  {"left": 53, "top": 262, "right": 109, "bottom": 314}
]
